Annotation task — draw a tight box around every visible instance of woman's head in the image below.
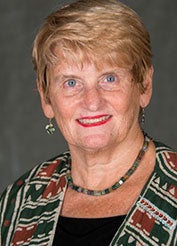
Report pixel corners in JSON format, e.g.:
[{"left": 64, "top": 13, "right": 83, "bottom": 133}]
[{"left": 32, "top": 0, "right": 152, "bottom": 102}]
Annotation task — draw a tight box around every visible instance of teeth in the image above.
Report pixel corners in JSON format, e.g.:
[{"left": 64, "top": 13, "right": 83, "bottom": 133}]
[{"left": 78, "top": 115, "right": 110, "bottom": 124}]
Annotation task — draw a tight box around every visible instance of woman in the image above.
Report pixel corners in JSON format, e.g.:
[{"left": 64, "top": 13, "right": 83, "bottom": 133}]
[{"left": 0, "top": 0, "right": 176, "bottom": 245}]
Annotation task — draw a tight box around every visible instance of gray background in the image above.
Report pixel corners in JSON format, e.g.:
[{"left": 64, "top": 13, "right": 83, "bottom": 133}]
[{"left": 0, "top": 0, "right": 177, "bottom": 194}]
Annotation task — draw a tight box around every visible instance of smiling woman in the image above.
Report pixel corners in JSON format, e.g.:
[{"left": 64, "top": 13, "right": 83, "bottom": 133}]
[
  {"left": 0, "top": 0, "right": 176, "bottom": 245},
  {"left": 41, "top": 60, "right": 146, "bottom": 153}
]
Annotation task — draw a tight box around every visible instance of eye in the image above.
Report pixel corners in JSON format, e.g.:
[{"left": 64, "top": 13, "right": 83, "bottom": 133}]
[
  {"left": 98, "top": 73, "right": 120, "bottom": 91},
  {"left": 106, "top": 75, "right": 116, "bottom": 82},
  {"left": 66, "top": 79, "right": 77, "bottom": 87},
  {"left": 62, "top": 78, "right": 84, "bottom": 96}
]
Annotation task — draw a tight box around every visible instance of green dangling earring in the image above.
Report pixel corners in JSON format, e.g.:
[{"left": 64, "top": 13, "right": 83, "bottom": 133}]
[
  {"left": 141, "top": 108, "right": 145, "bottom": 125},
  {"left": 45, "top": 119, "right": 55, "bottom": 134},
  {"left": 139, "top": 107, "right": 145, "bottom": 126}
]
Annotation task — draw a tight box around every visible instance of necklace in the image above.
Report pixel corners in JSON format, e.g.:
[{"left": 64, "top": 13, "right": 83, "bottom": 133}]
[{"left": 66, "top": 134, "right": 151, "bottom": 196}]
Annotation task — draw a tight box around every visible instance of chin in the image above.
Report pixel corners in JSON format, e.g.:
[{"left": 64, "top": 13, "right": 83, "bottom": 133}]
[{"left": 79, "top": 134, "right": 112, "bottom": 151}]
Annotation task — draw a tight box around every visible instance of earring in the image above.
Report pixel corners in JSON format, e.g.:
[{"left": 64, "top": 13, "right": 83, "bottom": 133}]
[
  {"left": 141, "top": 108, "right": 145, "bottom": 124},
  {"left": 45, "top": 119, "right": 55, "bottom": 134}
]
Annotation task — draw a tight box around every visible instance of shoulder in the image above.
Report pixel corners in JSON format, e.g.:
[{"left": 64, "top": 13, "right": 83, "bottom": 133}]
[
  {"left": 154, "top": 141, "right": 176, "bottom": 170},
  {"left": 0, "top": 151, "right": 70, "bottom": 243},
  {"left": 0, "top": 151, "right": 70, "bottom": 205},
  {"left": 154, "top": 140, "right": 176, "bottom": 181}
]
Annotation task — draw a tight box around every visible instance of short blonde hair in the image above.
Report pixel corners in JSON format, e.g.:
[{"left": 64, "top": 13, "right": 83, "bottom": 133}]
[{"left": 32, "top": 0, "right": 152, "bottom": 101}]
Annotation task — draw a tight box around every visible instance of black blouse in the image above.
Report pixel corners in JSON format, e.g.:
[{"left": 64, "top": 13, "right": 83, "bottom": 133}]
[{"left": 52, "top": 215, "right": 126, "bottom": 245}]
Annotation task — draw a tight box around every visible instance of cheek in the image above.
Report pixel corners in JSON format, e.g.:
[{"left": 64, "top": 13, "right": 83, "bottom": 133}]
[
  {"left": 112, "top": 92, "right": 138, "bottom": 111},
  {"left": 111, "top": 89, "right": 141, "bottom": 119},
  {"left": 50, "top": 88, "right": 82, "bottom": 118},
  {"left": 50, "top": 97, "right": 76, "bottom": 128}
]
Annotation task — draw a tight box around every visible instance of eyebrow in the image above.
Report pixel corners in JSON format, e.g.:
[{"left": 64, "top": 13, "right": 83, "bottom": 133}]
[
  {"left": 98, "top": 69, "right": 129, "bottom": 78},
  {"left": 53, "top": 74, "right": 80, "bottom": 83},
  {"left": 53, "top": 67, "right": 130, "bottom": 83}
]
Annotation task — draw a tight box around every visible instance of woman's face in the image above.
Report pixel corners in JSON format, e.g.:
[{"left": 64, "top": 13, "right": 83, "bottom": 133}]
[{"left": 40, "top": 60, "right": 152, "bottom": 152}]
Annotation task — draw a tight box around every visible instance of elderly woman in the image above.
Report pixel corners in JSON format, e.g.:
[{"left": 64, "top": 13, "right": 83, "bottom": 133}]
[{"left": 0, "top": 0, "right": 176, "bottom": 245}]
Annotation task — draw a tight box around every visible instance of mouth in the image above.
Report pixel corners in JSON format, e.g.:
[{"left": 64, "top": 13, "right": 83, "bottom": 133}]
[{"left": 76, "top": 115, "right": 112, "bottom": 127}]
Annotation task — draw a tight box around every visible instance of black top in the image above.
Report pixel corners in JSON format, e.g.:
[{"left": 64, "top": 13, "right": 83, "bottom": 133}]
[{"left": 52, "top": 215, "right": 126, "bottom": 246}]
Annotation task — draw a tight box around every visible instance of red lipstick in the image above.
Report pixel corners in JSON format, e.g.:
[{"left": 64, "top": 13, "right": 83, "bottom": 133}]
[{"left": 76, "top": 115, "right": 112, "bottom": 127}]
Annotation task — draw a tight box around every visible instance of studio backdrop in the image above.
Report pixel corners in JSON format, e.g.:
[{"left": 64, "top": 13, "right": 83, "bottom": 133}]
[{"left": 0, "top": 0, "right": 177, "bottom": 194}]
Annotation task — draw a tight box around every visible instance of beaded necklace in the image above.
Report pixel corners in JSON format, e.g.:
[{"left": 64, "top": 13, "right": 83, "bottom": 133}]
[{"left": 66, "top": 135, "right": 150, "bottom": 196}]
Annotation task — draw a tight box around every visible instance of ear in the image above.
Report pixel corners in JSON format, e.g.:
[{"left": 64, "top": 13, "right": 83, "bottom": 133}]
[
  {"left": 37, "top": 81, "right": 54, "bottom": 119},
  {"left": 139, "top": 66, "right": 154, "bottom": 108}
]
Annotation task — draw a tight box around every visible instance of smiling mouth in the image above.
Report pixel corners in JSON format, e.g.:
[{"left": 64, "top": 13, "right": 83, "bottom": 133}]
[{"left": 76, "top": 115, "right": 112, "bottom": 127}]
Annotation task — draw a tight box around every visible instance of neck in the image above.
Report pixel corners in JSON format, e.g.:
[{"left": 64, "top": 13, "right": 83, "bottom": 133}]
[{"left": 68, "top": 130, "right": 146, "bottom": 190}]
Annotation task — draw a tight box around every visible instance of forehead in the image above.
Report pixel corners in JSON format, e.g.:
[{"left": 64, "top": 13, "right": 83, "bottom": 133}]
[
  {"left": 48, "top": 45, "right": 133, "bottom": 72},
  {"left": 50, "top": 58, "right": 131, "bottom": 79}
]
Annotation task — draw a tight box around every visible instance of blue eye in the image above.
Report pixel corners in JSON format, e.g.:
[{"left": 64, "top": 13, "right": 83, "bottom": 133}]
[
  {"left": 106, "top": 75, "right": 115, "bottom": 82},
  {"left": 67, "top": 79, "right": 76, "bottom": 87}
]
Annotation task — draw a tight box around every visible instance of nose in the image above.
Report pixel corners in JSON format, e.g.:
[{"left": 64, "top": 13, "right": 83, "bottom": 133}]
[{"left": 83, "top": 86, "right": 103, "bottom": 111}]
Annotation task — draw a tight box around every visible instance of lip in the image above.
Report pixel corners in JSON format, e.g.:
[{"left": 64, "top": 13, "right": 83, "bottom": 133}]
[{"left": 76, "top": 114, "right": 112, "bottom": 127}]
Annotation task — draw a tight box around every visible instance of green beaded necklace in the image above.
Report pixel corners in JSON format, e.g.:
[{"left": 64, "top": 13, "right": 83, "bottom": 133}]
[{"left": 66, "top": 135, "right": 150, "bottom": 196}]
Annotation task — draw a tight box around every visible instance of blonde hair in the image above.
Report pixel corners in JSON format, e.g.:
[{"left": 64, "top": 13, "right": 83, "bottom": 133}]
[{"left": 32, "top": 0, "right": 152, "bottom": 101}]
